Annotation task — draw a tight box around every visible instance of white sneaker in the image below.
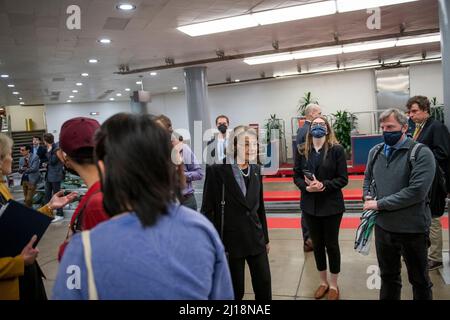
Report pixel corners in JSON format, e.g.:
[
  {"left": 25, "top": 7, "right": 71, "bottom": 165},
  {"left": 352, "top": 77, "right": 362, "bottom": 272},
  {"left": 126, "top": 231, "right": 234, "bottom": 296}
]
[{"left": 51, "top": 216, "right": 64, "bottom": 223}]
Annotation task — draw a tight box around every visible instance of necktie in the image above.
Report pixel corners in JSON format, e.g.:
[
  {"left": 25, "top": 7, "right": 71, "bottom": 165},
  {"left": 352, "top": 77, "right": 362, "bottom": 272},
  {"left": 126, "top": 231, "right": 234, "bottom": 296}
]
[{"left": 386, "top": 146, "right": 395, "bottom": 159}]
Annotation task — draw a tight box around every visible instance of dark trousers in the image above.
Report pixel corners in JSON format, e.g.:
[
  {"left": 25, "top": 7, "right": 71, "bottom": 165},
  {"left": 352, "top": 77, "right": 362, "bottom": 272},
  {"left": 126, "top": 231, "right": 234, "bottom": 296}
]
[
  {"left": 302, "top": 212, "right": 343, "bottom": 274},
  {"left": 228, "top": 251, "right": 272, "bottom": 300},
  {"left": 301, "top": 214, "right": 310, "bottom": 241},
  {"left": 375, "top": 225, "right": 433, "bottom": 300},
  {"left": 181, "top": 193, "right": 197, "bottom": 211},
  {"left": 44, "top": 181, "right": 63, "bottom": 216}
]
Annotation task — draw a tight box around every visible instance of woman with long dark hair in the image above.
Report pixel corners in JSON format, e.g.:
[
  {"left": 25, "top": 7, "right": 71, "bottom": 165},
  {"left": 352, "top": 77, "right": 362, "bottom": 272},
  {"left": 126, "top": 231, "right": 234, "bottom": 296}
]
[
  {"left": 52, "top": 113, "right": 232, "bottom": 300},
  {"left": 293, "top": 116, "right": 348, "bottom": 300},
  {"left": 202, "top": 126, "right": 271, "bottom": 300}
]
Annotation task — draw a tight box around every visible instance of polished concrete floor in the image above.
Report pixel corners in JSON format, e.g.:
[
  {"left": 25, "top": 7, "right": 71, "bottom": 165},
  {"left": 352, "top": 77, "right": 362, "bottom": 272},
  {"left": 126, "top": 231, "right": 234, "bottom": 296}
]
[{"left": 37, "top": 215, "right": 450, "bottom": 300}]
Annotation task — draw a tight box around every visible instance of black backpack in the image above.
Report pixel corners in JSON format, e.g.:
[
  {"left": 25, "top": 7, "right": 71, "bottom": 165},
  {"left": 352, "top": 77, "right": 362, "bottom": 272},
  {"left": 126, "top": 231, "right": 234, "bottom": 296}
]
[{"left": 369, "top": 142, "right": 447, "bottom": 217}]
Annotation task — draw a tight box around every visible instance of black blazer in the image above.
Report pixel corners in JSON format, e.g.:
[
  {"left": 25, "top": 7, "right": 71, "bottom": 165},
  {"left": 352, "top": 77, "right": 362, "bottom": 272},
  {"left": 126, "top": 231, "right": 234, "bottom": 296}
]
[
  {"left": 415, "top": 117, "right": 450, "bottom": 191},
  {"left": 293, "top": 144, "right": 348, "bottom": 216},
  {"left": 201, "top": 164, "right": 269, "bottom": 259}
]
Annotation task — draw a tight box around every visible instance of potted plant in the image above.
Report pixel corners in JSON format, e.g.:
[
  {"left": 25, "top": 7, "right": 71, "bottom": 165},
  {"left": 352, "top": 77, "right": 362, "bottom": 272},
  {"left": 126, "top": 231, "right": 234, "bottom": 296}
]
[
  {"left": 331, "top": 110, "right": 358, "bottom": 158},
  {"left": 297, "top": 92, "right": 318, "bottom": 116},
  {"left": 264, "top": 114, "right": 287, "bottom": 165},
  {"left": 430, "top": 97, "right": 444, "bottom": 123}
]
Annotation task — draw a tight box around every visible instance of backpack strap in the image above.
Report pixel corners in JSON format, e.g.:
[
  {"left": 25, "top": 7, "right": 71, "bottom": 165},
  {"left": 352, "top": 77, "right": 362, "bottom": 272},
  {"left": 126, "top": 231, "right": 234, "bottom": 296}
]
[
  {"left": 407, "top": 142, "right": 424, "bottom": 170},
  {"left": 368, "top": 143, "right": 384, "bottom": 175}
]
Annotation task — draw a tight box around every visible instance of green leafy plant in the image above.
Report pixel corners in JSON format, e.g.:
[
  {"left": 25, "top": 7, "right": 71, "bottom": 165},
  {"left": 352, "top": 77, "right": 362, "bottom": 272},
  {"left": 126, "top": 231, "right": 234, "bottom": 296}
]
[
  {"left": 331, "top": 110, "right": 358, "bottom": 156},
  {"left": 430, "top": 97, "right": 444, "bottom": 123},
  {"left": 264, "top": 114, "right": 285, "bottom": 144},
  {"left": 297, "top": 92, "right": 318, "bottom": 116}
]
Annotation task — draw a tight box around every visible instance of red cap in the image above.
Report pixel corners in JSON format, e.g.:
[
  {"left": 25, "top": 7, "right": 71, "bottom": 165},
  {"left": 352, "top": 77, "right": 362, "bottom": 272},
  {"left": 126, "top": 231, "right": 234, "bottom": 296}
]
[{"left": 59, "top": 117, "right": 100, "bottom": 157}]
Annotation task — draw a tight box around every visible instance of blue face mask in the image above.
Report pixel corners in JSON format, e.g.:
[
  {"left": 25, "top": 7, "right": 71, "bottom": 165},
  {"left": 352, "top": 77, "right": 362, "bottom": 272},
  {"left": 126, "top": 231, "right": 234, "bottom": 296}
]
[
  {"left": 383, "top": 130, "right": 403, "bottom": 146},
  {"left": 310, "top": 126, "right": 327, "bottom": 138}
]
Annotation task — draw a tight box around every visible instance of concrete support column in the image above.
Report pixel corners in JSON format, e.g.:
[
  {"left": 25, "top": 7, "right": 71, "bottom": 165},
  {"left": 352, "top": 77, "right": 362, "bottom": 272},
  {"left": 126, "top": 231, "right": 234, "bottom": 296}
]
[
  {"left": 439, "top": 0, "right": 450, "bottom": 130},
  {"left": 183, "top": 66, "right": 212, "bottom": 156}
]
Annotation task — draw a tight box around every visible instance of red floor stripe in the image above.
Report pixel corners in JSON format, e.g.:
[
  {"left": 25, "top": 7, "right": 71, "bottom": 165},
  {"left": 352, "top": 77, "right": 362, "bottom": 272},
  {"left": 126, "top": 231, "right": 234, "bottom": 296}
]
[
  {"left": 267, "top": 216, "right": 449, "bottom": 229},
  {"left": 263, "top": 175, "right": 364, "bottom": 183},
  {"left": 264, "top": 189, "right": 363, "bottom": 201}
]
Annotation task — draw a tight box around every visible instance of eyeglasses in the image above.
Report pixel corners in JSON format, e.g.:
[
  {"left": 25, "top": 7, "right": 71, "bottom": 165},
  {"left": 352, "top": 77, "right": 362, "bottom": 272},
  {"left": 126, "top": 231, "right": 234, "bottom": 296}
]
[{"left": 311, "top": 123, "right": 327, "bottom": 128}]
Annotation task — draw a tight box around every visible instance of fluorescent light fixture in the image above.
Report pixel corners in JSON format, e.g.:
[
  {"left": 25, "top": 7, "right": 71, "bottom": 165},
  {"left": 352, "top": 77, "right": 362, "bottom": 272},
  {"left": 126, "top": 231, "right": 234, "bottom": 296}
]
[
  {"left": 18, "top": 97, "right": 22, "bottom": 100},
  {"left": 125, "top": 88, "right": 131, "bottom": 91},
  {"left": 90, "top": 112, "right": 100, "bottom": 116},
  {"left": 81, "top": 73, "right": 89, "bottom": 77},
  {"left": 177, "top": 15, "right": 258, "bottom": 37},
  {"left": 172, "top": 86, "right": 178, "bottom": 90},
  {"left": 0, "top": 74, "right": 9, "bottom": 78},
  {"left": 12, "top": 91, "right": 19, "bottom": 95},
  {"left": 7, "top": 84, "right": 14, "bottom": 87},
  {"left": 69, "top": 95, "right": 74, "bottom": 98},
  {"left": 116, "top": 93, "right": 122, "bottom": 97},
  {"left": 98, "top": 38, "right": 111, "bottom": 44},
  {"left": 88, "top": 59, "right": 98, "bottom": 63},
  {"left": 109, "top": 98, "right": 115, "bottom": 101},
  {"left": 234, "top": 79, "right": 240, "bottom": 82},
  {"left": 253, "top": 1, "right": 336, "bottom": 25},
  {"left": 136, "top": 81, "right": 142, "bottom": 85},
  {"left": 336, "top": 0, "right": 419, "bottom": 13},
  {"left": 117, "top": 3, "right": 136, "bottom": 11},
  {"left": 19, "top": 102, "right": 24, "bottom": 105},
  {"left": 72, "top": 90, "right": 78, "bottom": 93},
  {"left": 244, "top": 53, "right": 293, "bottom": 65},
  {"left": 150, "top": 72, "right": 157, "bottom": 76},
  {"left": 396, "top": 33, "right": 441, "bottom": 46},
  {"left": 293, "top": 46, "right": 343, "bottom": 59},
  {"left": 76, "top": 82, "right": 83, "bottom": 86},
  {"left": 67, "top": 100, "right": 72, "bottom": 103},
  {"left": 342, "top": 39, "right": 397, "bottom": 53}
]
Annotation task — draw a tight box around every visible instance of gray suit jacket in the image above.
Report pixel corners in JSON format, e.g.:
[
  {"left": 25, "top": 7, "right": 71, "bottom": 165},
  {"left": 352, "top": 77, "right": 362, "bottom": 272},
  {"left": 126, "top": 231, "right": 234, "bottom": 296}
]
[{"left": 19, "top": 153, "right": 41, "bottom": 185}]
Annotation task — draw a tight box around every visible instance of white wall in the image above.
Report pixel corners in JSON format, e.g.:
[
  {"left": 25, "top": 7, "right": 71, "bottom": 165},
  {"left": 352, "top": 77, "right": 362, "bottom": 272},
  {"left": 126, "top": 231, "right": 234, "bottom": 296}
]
[
  {"left": 43, "top": 62, "right": 443, "bottom": 156},
  {"left": 45, "top": 101, "right": 131, "bottom": 139},
  {"left": 6, "top": 105, "right": 46, "bottom": 131},
  {"left": 410, "top": 62, "right": 444, "bottom": 102}
]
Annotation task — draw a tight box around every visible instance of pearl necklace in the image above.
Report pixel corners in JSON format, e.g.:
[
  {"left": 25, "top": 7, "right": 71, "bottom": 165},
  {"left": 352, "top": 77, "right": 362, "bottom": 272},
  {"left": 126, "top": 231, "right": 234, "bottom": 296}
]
[{"left": 238, "top": 165, "right": 250, "bottom": 177}]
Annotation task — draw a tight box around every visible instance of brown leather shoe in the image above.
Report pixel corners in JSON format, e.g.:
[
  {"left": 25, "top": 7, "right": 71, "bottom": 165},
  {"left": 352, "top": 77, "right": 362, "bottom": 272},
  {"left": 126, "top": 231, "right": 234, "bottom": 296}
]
[
  {"left": 314, "top": 284, "right": 329, "bottom": 299},
  {"left": 303, "top": 239, "right": 314, "bottom": 252},
  {"left": 328, "top": 287, "right": 340, "bottom": 300}
]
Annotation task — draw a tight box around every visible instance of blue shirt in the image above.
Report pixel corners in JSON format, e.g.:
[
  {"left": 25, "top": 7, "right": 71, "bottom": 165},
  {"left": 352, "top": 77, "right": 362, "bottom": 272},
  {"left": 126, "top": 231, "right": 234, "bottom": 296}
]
[
  {"left": 384, "top": 136, "right": 409, "bottom": 158},
  {"left": 52, "top": 204, "right": 233, "bottom": 300},
  {"left": 181, "top": 144, "right": 203, "bottom": 196}
]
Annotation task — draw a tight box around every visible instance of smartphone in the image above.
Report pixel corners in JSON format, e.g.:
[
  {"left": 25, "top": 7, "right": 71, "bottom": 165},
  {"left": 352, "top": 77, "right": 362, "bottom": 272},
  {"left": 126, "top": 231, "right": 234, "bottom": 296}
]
[{"left": 303, "top": 169, "right": 314, "bottom": 180}]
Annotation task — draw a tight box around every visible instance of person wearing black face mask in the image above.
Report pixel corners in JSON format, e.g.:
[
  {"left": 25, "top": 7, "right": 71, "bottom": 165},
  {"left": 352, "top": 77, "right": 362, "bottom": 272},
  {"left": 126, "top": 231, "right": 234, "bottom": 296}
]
[
  {"left": 206, "top": 115, "right": 230, "bottom": 165},
  {"left": 293, "top": 116, "right": 348, "bottom": 300},
  {"left": 363, "top": 108, "right": 436, "bottom": 300}
]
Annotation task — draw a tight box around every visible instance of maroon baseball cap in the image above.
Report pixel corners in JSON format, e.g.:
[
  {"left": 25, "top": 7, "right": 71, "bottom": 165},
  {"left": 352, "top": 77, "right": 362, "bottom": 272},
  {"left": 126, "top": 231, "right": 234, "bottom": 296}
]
[{"left": 59, "top": 117, "right": 100, "bottom": 157}]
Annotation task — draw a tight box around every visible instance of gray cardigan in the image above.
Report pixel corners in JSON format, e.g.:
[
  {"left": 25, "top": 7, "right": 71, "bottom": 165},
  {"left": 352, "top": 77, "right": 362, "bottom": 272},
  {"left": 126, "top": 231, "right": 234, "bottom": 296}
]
[{"left": 363, "top": 138, "right": 436, "bottom": 233}]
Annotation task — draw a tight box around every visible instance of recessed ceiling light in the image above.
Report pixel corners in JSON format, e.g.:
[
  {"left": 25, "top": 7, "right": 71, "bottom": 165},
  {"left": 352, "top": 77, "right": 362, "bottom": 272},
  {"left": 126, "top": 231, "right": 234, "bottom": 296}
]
[
  {"left": 109, "top": 97, "right": 115, "bottom": 101},
  {"left": 76, "top": 82, "right": 83, "bottom": 86},
  {"left": 0, "top": 74, "right": 9, "bottom": 78},
  {"left": 72, "top": 90, "right": 78, "bottom": 93},
  {"left": 98, "top": 38, "right": 112, "bottom": 44},
  {"left": 20, "top": 102, "right": 24, "bottom": 105},
  {"left": 67, "top": 100, "right": 72, "bottom": 103},
  {"left": 234, "top": 79, "right": 240, "bottom": 82},
  {"left": 117, "top": 3, "right": 136, "bottom": 11},
  {"left": 18, "top": 97, "right": 22, "bottom": 100},
  {"left": 136, "top": 81, "right": 142, "bottom": 84},
  {"left": 7, "top": 84, "right": 14, "bottom": 87},
  {"left": 88, "top": 59, "right": 98, "bottom": 64},
  {"left": 172, "top": 86, "right": 178, "bottom": 90},
  {"left": 12, "top": 91, "right": 19, "bottom": 95},
  {"left": 150, "top": 72, "right": 158, "bottom": 76},
  {"left": 69, "top": 95, "right": 74, "bottom": 98},
  {"left": 125, "top": 88, "right": 131, "bottom": 91},
  {"left": 116, "top": 93, "right": 122, "bottom": 97},
  {"left": 81, "top": 73, "right": 89, "bottom": 77}
]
